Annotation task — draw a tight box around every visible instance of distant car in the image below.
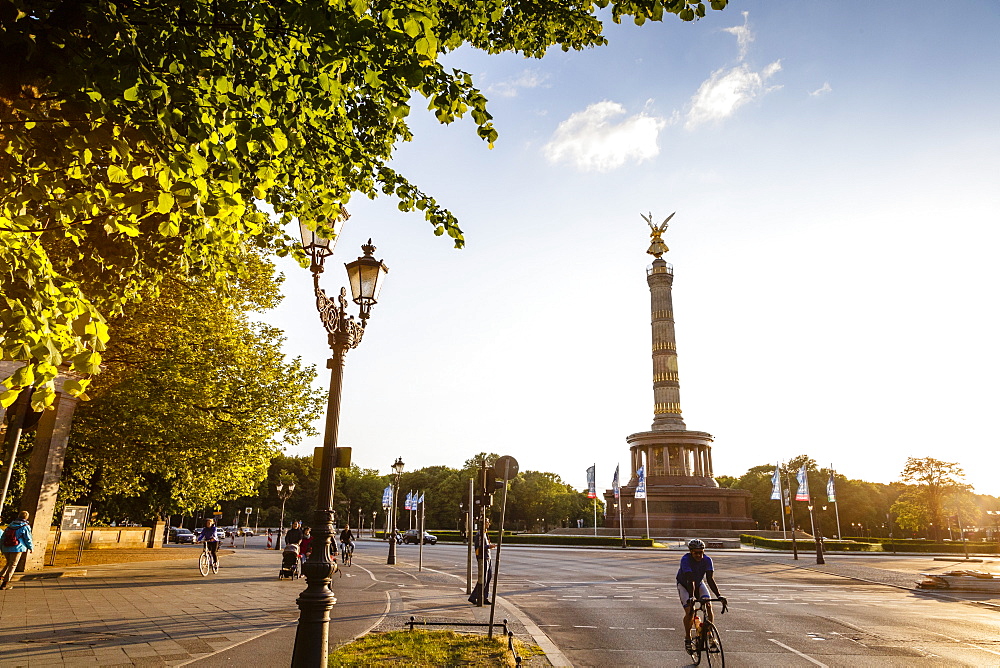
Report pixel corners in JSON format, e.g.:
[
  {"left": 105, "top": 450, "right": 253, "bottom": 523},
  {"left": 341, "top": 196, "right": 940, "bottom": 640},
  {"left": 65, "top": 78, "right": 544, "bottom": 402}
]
[
  {"left": 169, "top": 528, "right": 195, "bottom": 544},
  {"left": 239, "top": 528, "right": 255, "bottom": 537},
  {"left": 402, "top": 529, "right": 437, "bottom": 545}
]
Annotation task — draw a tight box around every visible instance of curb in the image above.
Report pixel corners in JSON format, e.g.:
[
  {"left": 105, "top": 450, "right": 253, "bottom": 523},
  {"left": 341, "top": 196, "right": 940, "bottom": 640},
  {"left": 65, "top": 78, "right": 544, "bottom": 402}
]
[{"left": 415, "top": 565, "right": 572, "bottom": 666}]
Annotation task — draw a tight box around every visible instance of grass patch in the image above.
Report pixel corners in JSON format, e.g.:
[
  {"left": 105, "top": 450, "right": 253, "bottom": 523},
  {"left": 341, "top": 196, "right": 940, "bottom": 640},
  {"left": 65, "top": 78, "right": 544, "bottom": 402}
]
[{"left": 329, "top": 630, "right": 541, "bottom": 667}]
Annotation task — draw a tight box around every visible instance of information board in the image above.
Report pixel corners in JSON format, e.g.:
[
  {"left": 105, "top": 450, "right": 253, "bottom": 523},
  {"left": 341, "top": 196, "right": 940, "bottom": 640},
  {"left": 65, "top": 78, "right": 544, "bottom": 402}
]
[{"left": 61, "top": 505, "right": 89, "bottom": 531}]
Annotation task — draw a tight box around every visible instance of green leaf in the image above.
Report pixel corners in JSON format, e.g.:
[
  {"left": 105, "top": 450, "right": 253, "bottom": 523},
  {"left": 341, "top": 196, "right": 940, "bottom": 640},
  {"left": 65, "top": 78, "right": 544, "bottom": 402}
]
[
  {"left": 156, "top": 192, "right": 175, "bottom": 213},
  {"left": 0, "top": 389, "right": 20, "bottom": 409},
  {"left": 107, "top": 165, "right": 130, "bottom": 183},
  {"left": 72, "top": 350, "right": 103, "bottom": 375},
  {"left": 124, "top": 86, "right": 140, "bottom": 101},
  {"left": 272, "top": 130, "right": 288, "bottom": 154}
]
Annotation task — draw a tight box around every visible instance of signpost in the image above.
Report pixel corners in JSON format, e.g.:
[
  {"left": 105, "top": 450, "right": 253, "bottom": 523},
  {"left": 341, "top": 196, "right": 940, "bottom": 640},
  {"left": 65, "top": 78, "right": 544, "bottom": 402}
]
[
  {"left": 58, "top": 504, "right": 91, "bottom": 565},
  {"left": 488, "top": 455, "right": 519, "bottom": 638}
]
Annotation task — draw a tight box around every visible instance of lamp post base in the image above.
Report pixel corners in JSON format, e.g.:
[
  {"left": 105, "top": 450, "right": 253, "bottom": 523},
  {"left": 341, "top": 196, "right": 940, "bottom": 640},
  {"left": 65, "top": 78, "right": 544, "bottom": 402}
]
[{"left": 291, "top": 512, "right": 337, "bottom": 666}]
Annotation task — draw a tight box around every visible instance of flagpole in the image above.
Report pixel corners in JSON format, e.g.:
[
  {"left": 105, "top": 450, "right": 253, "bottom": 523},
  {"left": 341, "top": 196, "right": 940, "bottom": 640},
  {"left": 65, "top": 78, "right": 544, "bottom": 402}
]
[
  {"left": 644, "top": 497, "right": 650, "bottom": 540},
  {"left": 619, "top": 497, "right": 625, "bottom": 549},
  {"left": 593, "top": 497, "right": 597, "bottom": 537},
  {"left": 832, "top": 466, "right": 843, "bottom": 540},
  {"left": 775, "top": 462, "right": 787, "bottom": 539},
  {"left": 785, "top": 466, "right": 798, "bottom": 560}
]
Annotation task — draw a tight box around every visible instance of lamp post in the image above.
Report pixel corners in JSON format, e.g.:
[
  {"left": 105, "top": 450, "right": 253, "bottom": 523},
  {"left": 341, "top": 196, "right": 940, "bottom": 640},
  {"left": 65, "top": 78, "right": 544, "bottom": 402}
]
[
  {"left": 276, "top": 482, "right": 296, "bottom": 550},
  {"left": 291, "top": 218, "right": 389, "bottom": 667},
  {"left": 387, "top": 457, "right": 404, "bottom": 564}
]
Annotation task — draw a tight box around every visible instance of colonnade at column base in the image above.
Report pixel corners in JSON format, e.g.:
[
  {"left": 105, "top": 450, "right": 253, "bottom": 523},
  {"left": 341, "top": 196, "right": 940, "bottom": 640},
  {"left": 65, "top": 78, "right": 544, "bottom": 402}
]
[{"left": 603, "top": 485, "right": 756, "bottom": 531}]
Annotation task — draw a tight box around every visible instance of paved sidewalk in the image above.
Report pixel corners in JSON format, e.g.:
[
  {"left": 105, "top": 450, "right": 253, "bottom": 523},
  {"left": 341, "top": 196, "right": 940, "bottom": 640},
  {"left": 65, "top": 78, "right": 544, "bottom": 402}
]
[{"left": 0, "top": 538, "right": 555, "bottom": 667}]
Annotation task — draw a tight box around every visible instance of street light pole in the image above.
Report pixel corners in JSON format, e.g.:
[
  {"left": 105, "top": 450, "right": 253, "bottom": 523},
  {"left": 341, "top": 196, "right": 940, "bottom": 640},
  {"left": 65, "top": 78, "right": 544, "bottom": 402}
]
[
  {"left": 387, "top": 457, "right": 404, "bottom": 564},
  {"left": 276, "top": 482, "right": 295, "bottom": 550},
  {"left": 291, "top": 220, "right": 389, "bottom": 667}
]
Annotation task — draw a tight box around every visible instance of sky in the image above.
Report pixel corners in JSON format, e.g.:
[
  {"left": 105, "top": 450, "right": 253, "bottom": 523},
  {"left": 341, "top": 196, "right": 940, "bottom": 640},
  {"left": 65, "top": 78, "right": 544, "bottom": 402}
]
[{"left": 258, "top": 1, "right": 1000, "bottom": 497}]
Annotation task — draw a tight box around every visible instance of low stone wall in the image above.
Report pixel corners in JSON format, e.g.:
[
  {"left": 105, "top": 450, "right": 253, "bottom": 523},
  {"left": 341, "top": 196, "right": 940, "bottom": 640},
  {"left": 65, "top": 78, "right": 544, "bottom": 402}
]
[{"left": 46, "top": 527, "right": 154, "bottom": 551}]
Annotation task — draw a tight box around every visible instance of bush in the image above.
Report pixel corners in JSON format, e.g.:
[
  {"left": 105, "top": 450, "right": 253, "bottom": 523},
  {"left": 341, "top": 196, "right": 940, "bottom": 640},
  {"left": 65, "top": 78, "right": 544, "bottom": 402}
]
[
  {"left": 740, "top": 534, "right": 872, "bottom": 551},
  {"left": 741, "top": 534, "right": 999, "bottom": 554}
]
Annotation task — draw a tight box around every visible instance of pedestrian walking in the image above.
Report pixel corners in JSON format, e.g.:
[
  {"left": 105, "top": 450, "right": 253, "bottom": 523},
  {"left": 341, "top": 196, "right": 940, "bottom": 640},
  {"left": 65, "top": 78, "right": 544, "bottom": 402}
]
[
  {"left": 284, "top": 520, "right": 303, "bottom": 547},
  {"left": 299, "top": 527, "right": 313, "bottom": 567},
  {"left": 468, "top": 519, "right": 496, "bottom": 605},
  {"left": 1, "top": 511, "right": 34, "bottom": 590}
]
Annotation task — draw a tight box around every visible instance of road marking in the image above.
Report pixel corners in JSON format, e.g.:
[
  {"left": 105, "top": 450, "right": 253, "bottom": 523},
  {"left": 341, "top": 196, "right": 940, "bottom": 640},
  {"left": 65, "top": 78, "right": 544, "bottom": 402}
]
[
  {"left": 646, "top": 627, "right": 674, "bottom": 631},
  {"left": 931, "top": 632, "right": 1000, "bottom": 657},
  {"left": 613, "top": 595, "right": 633, "bottom": 598},
  {"left": 768, "top": 639, "right": 829, "bottom": 667},
  {"left": 574, "top": 625, "right": 598, "bottom": 628},
  {"left": 587, "top": 595, "right": 607, "bottom": 598}
]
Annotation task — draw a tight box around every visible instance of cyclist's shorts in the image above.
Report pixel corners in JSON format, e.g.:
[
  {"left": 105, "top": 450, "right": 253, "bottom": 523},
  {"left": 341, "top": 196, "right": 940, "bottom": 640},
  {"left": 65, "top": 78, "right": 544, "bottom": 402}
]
[{"left": 677, "top": 582, "right": 711, "bottom": 607}]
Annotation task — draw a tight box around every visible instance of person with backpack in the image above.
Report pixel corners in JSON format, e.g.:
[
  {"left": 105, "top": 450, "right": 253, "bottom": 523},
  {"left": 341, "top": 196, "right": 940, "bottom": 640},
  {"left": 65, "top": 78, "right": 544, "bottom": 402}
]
[{"left": 1, "top": 511, "right": 34, "bottom": 590}]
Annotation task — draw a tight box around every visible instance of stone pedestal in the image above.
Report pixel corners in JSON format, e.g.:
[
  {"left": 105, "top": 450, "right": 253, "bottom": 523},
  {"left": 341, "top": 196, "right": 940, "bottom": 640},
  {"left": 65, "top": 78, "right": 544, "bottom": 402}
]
[
  {"left": 0, "top": 361, "right": 80, "bottom": 572},
  {"left": 148, "top": 520, "right": 167, "bottom": 548}
]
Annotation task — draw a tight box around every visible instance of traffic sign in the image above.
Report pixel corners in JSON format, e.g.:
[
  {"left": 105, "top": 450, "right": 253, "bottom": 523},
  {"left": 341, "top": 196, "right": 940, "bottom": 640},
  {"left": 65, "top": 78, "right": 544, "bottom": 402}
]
[{"left": 494, "top": 455, "right": 519, "bottom": 480}]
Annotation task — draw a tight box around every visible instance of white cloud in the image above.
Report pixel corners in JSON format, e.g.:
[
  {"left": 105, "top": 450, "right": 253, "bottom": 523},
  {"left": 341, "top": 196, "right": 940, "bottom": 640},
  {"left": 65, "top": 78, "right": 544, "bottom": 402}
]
[
  {"left": 722, "top": 11, "right": 754, "bottom": 62},
  {"left": 487, "top": 69, "right": 548, "bottom": 98},
  {"left": 684, "top": 61, "right": 782, "bottom": 129},
  {"left": 810, "top": 82, "right": 833, "bottom": 97},
  {"left": 543, "top": 101, "right": 667, "bottom": 172}
]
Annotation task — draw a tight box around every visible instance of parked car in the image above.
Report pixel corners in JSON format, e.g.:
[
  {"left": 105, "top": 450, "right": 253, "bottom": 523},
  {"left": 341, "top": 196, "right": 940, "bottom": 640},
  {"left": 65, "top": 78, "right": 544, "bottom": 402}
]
[
  {"left": 402, "top": 529, "right": 437, "bottom": 545},
  {"left": 169, "top": 528, "right": 196, "bottom": 544},
  {"left": 238, "top": 528, "right": 255, "bottom": 537}
]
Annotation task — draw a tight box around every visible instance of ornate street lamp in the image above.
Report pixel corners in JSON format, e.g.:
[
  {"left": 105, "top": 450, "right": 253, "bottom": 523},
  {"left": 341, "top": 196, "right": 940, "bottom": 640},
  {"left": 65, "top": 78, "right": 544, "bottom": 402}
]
[
  {"left": 387, "top": 457, "right": 404, "bottom": 564},
  {"left": 276, "top": 482, "right": 296, "bottom": 551},
  {"left": 291, "top": 219, "right": 389, "bottom": 667}
]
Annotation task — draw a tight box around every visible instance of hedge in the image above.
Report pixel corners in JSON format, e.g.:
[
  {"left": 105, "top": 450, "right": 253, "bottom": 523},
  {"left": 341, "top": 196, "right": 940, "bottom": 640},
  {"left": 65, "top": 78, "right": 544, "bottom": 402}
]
[
  {"left": 376, "top": 532, "right": 653, "bottom": 548},
  {"left": 740, "top": 535, "right": 872, "bottom": 551},
  {"left": 741, "top": 534, "right": 1000, "bottom": 554}
]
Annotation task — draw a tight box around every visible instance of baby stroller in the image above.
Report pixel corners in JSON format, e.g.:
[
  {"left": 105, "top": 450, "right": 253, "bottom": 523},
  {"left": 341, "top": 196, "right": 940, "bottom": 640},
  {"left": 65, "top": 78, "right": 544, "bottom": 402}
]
[{"left": 279, "top": 544, "right": 300, "bottom": 579}]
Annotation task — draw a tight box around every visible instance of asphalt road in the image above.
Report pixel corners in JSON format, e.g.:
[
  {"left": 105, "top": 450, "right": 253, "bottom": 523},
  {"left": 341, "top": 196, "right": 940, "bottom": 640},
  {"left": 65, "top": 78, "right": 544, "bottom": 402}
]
[{"left": 399, "top": 543, "right": 1000, "bottom": 667}]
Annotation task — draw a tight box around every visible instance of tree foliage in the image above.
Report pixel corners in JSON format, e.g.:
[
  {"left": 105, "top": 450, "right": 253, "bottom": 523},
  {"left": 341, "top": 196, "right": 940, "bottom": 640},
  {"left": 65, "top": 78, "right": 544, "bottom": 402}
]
[
  {"left": 51, "top": 258, "right": 325, "bottom": 519},
  {"left": 1, "top": 0, "right": 727, "bottom": 408},
  {"left": 896, "top": 457, "right": 970, "bottom": 539}
]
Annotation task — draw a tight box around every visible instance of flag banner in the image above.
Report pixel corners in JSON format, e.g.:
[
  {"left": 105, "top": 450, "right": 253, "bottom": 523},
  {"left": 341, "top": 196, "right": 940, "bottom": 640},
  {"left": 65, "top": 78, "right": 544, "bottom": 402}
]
[
  {"left": 795, "top": 465, "right": 810, "bottom": 501},
  {"left": 381, "top": 486, "right": 392, "bottom": 508},
  {"left": 404, "top": 491, "right": 413, "bottom": 511},
  {"left": 635, "top": 465, "right": 647, "bottom": 499},
  {"left": 827, "top": 471, "right": 837, "bottom": 503},
  {"left": 613, "top": 465, "right": 620, "bottom": 499},
  {"left": 418, "top": 492, "right": 425, "bottom": 505},
  {"left": 586, "top": 465, "right": 597, "bottom": 499},
  {"left": 770, "top": 464, "right": 782, "bottom": 500}
]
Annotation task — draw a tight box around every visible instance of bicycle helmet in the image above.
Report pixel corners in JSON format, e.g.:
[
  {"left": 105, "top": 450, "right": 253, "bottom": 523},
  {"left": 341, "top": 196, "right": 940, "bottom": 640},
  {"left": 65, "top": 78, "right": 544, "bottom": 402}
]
[{"left": 687, "top": 539, "right": 706, "bottom": 550}]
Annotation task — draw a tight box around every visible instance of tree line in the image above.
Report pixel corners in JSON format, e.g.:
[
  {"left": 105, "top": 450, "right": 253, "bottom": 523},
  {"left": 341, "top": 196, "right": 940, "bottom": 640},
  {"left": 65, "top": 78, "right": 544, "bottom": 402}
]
[
  {"left": 718, "top": 455, "right": 999, "bottom": 541},
  {"left": 204, "top": 452, "right": 603, "bottom": 535}
]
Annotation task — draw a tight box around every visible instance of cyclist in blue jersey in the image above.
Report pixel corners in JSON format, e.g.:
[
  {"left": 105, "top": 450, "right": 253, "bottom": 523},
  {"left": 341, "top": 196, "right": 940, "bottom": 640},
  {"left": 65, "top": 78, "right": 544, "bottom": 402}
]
[
  {"left": 677, "top": 539, "right": 726, "bottom": 652},
  {"left": 197, "top": 519, "right": 222, "bottom": 567}
]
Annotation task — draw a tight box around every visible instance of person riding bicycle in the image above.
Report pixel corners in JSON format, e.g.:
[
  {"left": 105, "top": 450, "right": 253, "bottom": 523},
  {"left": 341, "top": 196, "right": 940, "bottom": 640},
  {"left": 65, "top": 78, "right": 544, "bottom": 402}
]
[
  {"left": 339, "top": 525, "right": 355, "bottom": 561},
  {"left": 197, "top": 519, "right": 222, "bottom": 566},
  {"left": 677, "top": 539, "right": 726, "bottom": 653}
]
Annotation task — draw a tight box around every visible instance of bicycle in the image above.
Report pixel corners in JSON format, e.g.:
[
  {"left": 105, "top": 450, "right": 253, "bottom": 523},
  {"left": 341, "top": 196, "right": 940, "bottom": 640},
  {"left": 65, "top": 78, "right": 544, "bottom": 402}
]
[
  {"left": 686, "top": 597, "right": 727, "bottom": 666},
  {"left": 340, "top": 541, "right": 354, "bottom": 566},
  {"left": 198, "top": 541, "right": 220, "bottom": 576}
]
